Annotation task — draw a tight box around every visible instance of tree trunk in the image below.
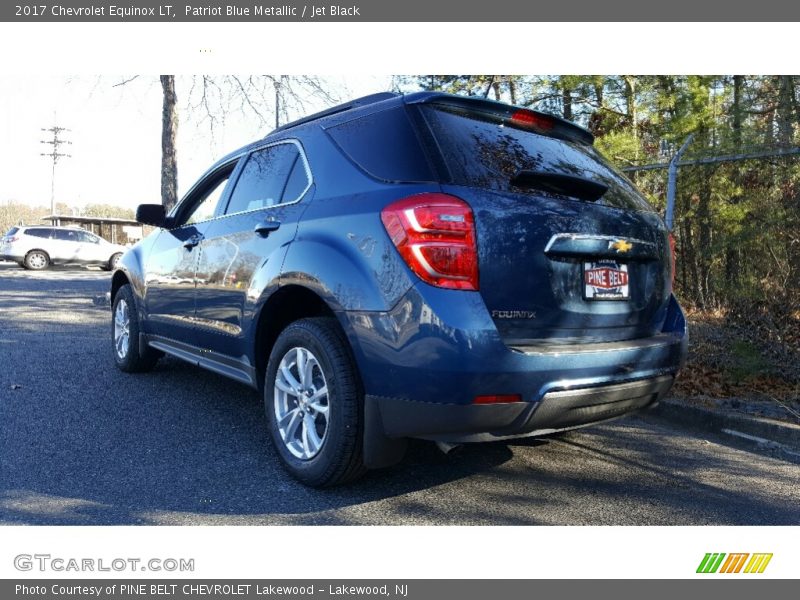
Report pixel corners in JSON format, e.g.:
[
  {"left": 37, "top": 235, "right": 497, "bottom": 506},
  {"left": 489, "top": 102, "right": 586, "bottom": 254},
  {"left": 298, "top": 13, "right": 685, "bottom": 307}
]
[
  {"left": 697, "top": 166, "right": 713, "bottom": 306},
  {"left": 682, "top": 206, "right": 702, "bottom": 306},
  {"left": 777, "top": 75, "right": 795, "bottom": 146},
  {"left": 623, "top": 75, "right": 638, "bottom": 158},
  {"left": 679, "top": 221, "right": 689, "bottom": 295},
  {"left": 776, "top": 76, "right": 800, "bottom": 290},
  {"left": 508, "top": 78, "right": 517, "bottom": 105},
  {"left": 593, "top": 79, "right": 604, "bottom": 108},
  {"left": 492, "top": 79, "right": 502, "bottom": 101},
  {"left": 790, "top": 77, "right": 800, "bottom": 130},
  {"left": 561, "top": 83, "right": 572, "bottom": 121},
  {"left": 732, "top": 75, "right": 743, "bottom": 148},
  {"left": 160, "top": 75, "right": 179, "bottom": 211},
  {"left": 725, "top": 75, "right": 744, "bottom": 288}
]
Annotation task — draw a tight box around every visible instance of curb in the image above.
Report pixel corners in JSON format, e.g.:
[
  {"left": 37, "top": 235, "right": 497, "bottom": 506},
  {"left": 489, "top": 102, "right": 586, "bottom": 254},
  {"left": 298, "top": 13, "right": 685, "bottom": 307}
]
[{"left": 648, "top": 399, "right": 800, "bottom": 453}]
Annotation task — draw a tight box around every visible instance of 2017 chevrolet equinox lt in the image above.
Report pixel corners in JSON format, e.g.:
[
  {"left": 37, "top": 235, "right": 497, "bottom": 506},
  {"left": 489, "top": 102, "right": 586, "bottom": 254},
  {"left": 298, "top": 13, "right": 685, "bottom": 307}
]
[{"left": 111, "top": 92, "right": 688, "bottom": 486}]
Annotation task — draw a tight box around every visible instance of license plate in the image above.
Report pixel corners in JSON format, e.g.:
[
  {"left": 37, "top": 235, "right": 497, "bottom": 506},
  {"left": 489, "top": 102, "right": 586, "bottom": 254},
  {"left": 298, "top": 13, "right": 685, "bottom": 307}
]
[{"left": 584, "top": 261, "right": 630, "bottom": 300}]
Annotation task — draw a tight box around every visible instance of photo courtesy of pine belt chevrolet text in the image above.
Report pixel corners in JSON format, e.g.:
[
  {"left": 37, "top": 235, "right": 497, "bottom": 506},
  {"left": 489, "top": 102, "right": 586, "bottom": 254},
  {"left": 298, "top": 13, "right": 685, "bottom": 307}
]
[{"left": 109, "top": 92, "right": 688, "bottom": 486}]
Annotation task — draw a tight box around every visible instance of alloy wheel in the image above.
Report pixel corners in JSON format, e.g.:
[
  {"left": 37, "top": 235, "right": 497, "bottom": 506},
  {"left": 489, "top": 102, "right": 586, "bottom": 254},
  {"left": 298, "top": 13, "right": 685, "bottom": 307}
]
[
  {"left": 114, "top": 298, "right": 131, "bottom": 360},
  {"left": 27, "top": 252, "right": 47, "bottom": 269},
  {"left": 273, "top": 346, "right": 330, "bottom": 460}
]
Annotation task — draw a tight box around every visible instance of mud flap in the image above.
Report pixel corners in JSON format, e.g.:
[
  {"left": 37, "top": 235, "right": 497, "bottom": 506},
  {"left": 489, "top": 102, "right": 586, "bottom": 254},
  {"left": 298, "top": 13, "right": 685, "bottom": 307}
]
[{"left": 363, "top": 394, "right": 408, "bottom": 469}]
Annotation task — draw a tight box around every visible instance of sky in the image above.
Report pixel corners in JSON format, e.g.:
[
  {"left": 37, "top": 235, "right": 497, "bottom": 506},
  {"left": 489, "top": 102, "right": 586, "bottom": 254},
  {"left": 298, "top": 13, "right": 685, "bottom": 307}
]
[{"left": 0, "top": 74, "right": 392, "bottom": 212}]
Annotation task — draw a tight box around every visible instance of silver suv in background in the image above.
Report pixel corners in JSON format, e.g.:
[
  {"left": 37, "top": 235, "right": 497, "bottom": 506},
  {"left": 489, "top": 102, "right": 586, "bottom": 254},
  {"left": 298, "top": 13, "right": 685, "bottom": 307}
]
[{"left": 0, "top": 226, "right": 127, "bottom": 270}]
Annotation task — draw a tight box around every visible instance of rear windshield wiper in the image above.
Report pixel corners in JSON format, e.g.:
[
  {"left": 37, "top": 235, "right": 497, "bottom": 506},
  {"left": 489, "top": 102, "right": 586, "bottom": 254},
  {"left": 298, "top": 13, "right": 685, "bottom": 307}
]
[{"left": 511, "top": 170, "right": 608, "bottom": 202}]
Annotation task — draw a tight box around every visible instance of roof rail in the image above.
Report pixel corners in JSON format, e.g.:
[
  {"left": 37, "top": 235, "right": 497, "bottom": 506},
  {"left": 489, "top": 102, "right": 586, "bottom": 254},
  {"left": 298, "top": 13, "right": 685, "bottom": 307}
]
[{"left": 272, "top": 92, "right": 400, "bottom": 133}]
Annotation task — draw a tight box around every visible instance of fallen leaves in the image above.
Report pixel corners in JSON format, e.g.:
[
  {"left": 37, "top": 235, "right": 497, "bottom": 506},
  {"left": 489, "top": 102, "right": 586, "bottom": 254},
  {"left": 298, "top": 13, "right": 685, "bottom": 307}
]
[{"left": 672, "top": 299, "right": 800, "bottom": 423}]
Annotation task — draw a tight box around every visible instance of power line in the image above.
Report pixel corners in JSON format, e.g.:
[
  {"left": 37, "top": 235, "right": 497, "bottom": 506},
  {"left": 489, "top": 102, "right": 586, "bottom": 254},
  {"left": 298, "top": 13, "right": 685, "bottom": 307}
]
[{"left": 40, "top": 120, "right": 72, "bottom": 217}]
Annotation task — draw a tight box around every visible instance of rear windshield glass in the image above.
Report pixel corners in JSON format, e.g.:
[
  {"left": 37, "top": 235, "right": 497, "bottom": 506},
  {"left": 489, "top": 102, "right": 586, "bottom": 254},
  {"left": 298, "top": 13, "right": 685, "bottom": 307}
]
[
  {"left": 421, "top": 106, "right": 654, "bottom": 212},
  {"left": 326, "top": 106, "right": 434, "bottom": 183},
  {"left": 4, "top": 227, "right": 19, "bottom": 237}
]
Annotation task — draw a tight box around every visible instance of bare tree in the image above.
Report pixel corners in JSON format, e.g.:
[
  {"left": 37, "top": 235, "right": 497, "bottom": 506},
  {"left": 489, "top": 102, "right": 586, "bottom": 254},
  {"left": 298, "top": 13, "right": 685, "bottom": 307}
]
[
  {"left": 160, "top": 75, "right": 179, "bottom": 211},
  {"left": 114, "top": 75, "right": 340, "bottom": 211},
  {"left": 185, "top": 75, "right": 339, "bottom": 138}
]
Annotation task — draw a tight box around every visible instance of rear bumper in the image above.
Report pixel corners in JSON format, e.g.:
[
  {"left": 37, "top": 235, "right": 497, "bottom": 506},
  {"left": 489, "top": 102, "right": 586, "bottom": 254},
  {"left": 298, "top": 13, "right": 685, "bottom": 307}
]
[
  {"left": 0, "top": 246, "right": 22, "bottom": 262},
  {"left": 369, "top": 375, "right": 674, "bottom": 442},
  {"left": 345, "top": 284, "right": 687, "bottom": 442}
]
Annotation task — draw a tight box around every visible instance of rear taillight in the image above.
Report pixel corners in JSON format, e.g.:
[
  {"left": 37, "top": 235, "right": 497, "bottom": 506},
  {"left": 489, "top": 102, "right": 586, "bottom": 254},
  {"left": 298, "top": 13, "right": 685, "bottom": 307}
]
[
  {"left": 668, "top": 232, "right": 677, "bottom": 290},
  {"left": 6, "top": 236, "right": 18, "bottom": 243},
  {"left": 380, "top": 193, "right": 479, "bottom": 291}
]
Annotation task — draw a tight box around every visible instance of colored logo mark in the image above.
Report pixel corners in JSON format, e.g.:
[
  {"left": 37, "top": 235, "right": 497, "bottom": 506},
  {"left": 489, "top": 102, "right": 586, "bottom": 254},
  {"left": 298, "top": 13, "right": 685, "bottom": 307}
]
[
  {"left": 610, "top": 239, "right": 633, "bottom": 253},
  {"left": 696, "top": 553, "right": 773, "bottom": 574}
]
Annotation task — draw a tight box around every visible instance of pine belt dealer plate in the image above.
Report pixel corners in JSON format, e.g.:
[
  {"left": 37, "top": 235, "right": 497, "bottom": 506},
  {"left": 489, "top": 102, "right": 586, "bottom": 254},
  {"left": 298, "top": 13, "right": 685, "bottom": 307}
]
[{"left": 584, "top": 260, "right": 630, "bottom": 300}]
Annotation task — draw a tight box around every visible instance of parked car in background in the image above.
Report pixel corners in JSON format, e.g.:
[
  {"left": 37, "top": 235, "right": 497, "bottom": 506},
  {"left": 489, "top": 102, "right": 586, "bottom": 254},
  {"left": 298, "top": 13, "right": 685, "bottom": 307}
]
[
  {"left": 0, "top": 225, "right": 126, "bottom": 270},
  {"left": 111, "top": 92, "right": 688, "bottom": 487}
]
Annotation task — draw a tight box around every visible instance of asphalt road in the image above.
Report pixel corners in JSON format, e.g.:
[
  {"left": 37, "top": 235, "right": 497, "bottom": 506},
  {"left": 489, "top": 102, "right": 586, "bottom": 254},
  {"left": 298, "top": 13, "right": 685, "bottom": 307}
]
[{"left": 1, "top": 262, "right": 798, "bottom": 525}]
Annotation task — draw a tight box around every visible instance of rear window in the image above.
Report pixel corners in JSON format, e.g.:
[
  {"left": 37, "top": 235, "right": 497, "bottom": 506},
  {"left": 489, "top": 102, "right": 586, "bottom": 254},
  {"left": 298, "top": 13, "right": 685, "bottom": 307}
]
[
  {"left": 24, "top": 228, "right": 53, "bottom": 238},
  {"left": 4, "top": 227, "right": 19, "bottom": 237},
  {"left": 421, "top": 106, "right": 654, "bottom": 212},
  {"left": 326, "top": 106, "right": 434, "bottom": 183}
]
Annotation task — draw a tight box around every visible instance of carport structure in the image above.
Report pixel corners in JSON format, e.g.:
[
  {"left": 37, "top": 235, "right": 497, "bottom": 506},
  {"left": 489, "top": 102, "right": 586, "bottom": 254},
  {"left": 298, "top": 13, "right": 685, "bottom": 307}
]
[{"left": 42, "top": 214, "right": 144, "bottom": 245}]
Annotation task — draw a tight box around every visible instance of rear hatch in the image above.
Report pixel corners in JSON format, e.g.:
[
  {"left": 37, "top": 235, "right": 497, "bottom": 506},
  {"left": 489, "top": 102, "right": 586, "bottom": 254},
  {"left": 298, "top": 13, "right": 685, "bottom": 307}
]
[
  {"left": 2, "top": 226, "right": 19, "bottom": 243},
  {"left": 1, "top": 226, "right": 20, "bottom": 252},
  {"left": 411, "top": 97, "right": 672, "bottom": 345}
]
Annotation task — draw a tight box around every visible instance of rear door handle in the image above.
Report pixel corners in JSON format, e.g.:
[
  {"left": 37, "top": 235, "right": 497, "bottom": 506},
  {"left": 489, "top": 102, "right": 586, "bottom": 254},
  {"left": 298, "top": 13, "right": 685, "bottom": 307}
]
[
  {"left": 183, "top": 234, "right": 203, "bottom": 249},
  {"left": 254, "top": 220, "right": 281, "bottom": 237}
]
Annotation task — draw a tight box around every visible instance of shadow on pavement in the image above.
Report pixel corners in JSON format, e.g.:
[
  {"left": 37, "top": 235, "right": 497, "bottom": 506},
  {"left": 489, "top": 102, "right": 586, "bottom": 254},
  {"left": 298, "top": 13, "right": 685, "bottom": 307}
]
[{"left": 2, "top": 264, "right": 799, "bottom": 525}]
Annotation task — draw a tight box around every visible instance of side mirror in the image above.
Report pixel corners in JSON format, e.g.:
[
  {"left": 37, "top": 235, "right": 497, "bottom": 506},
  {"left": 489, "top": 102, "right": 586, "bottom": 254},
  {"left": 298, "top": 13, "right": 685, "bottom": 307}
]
[{"left": 136, "top": 204, "right": 167, "bottom": 228}]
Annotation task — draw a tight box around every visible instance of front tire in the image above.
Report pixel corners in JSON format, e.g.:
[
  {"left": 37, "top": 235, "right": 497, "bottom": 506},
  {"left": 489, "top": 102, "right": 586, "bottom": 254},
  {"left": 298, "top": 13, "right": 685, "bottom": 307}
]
[
  {"left": 24, "top": 250, "right": 49, "bottom": 270},
  {"left": 104, "top": 252, "right": 123, "bottom": 271},
  {"left": 265, "top": 317, "right": 366, "bottom": 487},
  {"left": 112, "top": 284, "right": 160, "bottom": 372}
]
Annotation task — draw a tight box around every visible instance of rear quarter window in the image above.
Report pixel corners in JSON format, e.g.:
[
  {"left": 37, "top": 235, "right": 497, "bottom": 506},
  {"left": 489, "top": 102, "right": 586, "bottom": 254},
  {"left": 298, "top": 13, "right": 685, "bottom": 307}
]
[
  {"left": 421, "top": 106, "right": 654, "bottom": 212},
  {"left": 325, "top": 106, "right": 434, "bottom": 183}
]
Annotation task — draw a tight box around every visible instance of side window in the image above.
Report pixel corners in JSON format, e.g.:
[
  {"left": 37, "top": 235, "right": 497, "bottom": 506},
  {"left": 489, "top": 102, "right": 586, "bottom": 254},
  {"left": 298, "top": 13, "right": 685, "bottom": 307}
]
[
  {"left": 184, "top": 175, "right": 230, "bottom": 226},
  {"left": 53, "top": 230, "right": 79, "bottom": 242},
  {"left": 26, "top": 228, "right": 52, "bottom": 239},
  {"left": 77, "top": 231, "right": 98, "bottom": 244},
  {"left": 223, "top": 143, "right": 308, "bottom": 215}
]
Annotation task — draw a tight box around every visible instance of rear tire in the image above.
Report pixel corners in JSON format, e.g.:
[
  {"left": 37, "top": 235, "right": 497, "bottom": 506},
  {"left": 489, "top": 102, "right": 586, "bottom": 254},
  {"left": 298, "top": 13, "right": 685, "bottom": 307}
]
[
  {"left": 265, "top": 317, "right": 366, "bottom": 487},
  {"left": 24, "top": 250, "right": 49, "bottom": 270},
  {"left": 112, "top": 284, "right": 160, "bottom": 372}
]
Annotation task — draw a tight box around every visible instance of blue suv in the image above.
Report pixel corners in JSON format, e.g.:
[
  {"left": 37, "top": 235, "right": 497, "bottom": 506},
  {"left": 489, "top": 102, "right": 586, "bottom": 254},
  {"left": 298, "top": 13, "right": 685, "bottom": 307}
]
[{"left": 111, "top": 92, "right": 687, "bottom": 486}]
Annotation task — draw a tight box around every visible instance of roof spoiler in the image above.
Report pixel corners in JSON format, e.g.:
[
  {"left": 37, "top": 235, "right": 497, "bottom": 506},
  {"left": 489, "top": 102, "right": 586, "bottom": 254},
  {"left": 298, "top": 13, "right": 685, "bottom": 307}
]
[{"left": 405, "top": 93, "right": 594, "bottom": 145}]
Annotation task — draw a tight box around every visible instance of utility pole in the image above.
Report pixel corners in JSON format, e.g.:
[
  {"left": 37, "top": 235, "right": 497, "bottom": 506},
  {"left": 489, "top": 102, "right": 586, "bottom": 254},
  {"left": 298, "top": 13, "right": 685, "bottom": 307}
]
[{"left": 40, "top": 119, "right": 72, "bottom": 218}]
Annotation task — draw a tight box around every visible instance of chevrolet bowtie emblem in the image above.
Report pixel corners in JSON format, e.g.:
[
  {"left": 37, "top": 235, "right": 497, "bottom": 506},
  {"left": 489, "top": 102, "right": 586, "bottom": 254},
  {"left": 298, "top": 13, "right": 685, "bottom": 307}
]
[{"left": 610, "top": 239, "right": 633, "bottom": 253}]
